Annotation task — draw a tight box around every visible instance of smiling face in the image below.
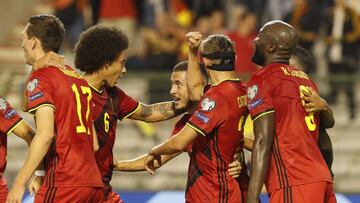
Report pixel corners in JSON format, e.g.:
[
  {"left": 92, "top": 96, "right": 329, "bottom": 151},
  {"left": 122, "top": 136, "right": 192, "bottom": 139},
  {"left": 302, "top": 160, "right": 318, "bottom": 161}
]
[
  {"left": 170, "top": 70, "right": 190, "bottom": 111},
  {"left": 102, "top": 51, "right": 127, "bottom": 87}
]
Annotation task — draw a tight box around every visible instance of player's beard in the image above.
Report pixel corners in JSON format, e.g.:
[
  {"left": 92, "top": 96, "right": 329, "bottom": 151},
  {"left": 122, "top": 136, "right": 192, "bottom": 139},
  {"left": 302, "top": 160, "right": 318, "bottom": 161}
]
[{"left": 252, "top": 45, "right": 265, "bottom": 66}]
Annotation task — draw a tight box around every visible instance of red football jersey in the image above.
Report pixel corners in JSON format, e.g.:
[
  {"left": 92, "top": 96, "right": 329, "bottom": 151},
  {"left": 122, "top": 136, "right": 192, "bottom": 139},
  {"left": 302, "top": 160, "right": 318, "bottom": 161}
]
[
  {"left": 91, "top": 85, "right": 139, "bottom": 192},
  {"left": 247, "top": 63, "right": 332, "bottom": 193},
  {"left": 0, "top": 97, "right": 23, "bottom": 197},
  {"left": 26, "top": 66, "right": 102, "bottom": 187},
  {"left": 186, "top": 80, "right": 248, "bottom": 203}
]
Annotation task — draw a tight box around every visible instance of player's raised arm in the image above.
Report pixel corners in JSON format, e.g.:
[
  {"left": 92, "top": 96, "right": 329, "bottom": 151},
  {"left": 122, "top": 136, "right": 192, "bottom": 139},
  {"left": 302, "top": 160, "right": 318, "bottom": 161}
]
[
  {"left": 7, "top": 106, "right": 55, "bottom": 203},
  {"left": 186, "top": 32, "right": 207, "bottom": 101},
  {"left": 300, "top": 87, "right": 335, "bottom": 128},
  {"left": 128, "top": 101, "right": 185, "bottom": 123},
  {"left": 247, "top": 113, "right": 275, "bottom": 203}
]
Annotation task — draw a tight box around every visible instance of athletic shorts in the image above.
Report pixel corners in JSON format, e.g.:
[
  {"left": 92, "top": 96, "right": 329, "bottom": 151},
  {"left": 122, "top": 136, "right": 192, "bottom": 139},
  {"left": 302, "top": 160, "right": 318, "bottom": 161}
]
[
  {"left": 269, "top": 181, "right": 336, "bottom": 203},
  {"left": 35, "top": 186, "right": 105, "bottom": 203}
]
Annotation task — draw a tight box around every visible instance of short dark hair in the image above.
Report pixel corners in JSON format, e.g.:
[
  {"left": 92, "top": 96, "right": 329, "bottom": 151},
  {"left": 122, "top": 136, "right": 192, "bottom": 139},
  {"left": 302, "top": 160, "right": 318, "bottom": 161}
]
[
  {"left": 291, "top": 46, "right": 314, "bottom": 73},
  {"left": 75, "top": 25, "right": 129, "bottom": 74},
  {"left": 173, "top": 61, "right": 188, "bottom": 72},
  {"left": 201, "top": 34, "right": 234, "bottom": 55},
  {"left": 26, "top": 14, "right": 65, "bottom": 53}
]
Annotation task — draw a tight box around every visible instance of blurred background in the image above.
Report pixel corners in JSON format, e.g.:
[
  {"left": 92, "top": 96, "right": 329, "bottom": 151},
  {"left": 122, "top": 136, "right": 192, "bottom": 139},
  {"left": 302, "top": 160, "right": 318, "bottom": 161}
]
[{"left": 1, "top": 0, "right": 360, "bottom": 202}]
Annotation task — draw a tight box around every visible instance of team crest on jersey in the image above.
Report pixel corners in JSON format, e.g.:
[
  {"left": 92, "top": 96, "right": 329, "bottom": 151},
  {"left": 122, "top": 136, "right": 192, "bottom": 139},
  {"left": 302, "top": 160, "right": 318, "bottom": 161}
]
[
  {"left": 27, "top": 79, "right": 39, "bottom": 92},
  {"left": 201, "top": 98, "right": 216, "bottom": 111},
  {"left": 0, "top": 98, "right": 7, "bottom": 111},
  {"left": 247, "top": 85, "right": 258, "bottom": 100}
]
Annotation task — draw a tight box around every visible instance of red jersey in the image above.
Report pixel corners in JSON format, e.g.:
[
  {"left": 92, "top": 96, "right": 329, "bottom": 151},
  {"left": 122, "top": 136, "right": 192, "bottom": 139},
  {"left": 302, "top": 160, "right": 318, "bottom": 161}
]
[
  {"left": 26, "top": 66, "right": 102, "bottom": 187},
  {"left": 91, "top": 85, "right": 139, "bottom": 193},
  {"left": 247, "top": 63, "right": 332, "bottom": 193},
  {"left": 186, "top": 80, "right": 248, "bottom": 203},
  {"left": 0, "top": 97, "right": 23, "bottom": 197}
]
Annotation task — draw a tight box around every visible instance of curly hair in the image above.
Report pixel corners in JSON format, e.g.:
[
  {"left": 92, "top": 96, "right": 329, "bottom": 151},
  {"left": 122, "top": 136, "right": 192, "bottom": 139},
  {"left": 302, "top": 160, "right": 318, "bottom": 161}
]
[
  {"left": 75, "top": 25, "right": 129, "bottom": 74},
  {"left": 26, "top": 14, "right": 65, "bottom": 53}
]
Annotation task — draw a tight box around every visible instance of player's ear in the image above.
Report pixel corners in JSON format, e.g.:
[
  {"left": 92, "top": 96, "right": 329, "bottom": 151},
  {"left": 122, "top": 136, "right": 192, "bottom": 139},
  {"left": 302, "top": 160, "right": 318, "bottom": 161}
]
[
  {"left": 267, "top": 43, "right": 276, "bottom": 53},
  {"left": 31, "top": 37, "right": 38, "bottom": 50}
]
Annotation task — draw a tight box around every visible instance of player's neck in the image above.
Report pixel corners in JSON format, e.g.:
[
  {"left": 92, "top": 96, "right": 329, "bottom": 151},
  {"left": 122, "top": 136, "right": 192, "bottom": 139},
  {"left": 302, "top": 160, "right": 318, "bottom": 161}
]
[
  {"left": 82, "top": 73, "right": 105, "bottom": 91},
  {"left": 208, "top": 70, "right": 239, "bottom": 85},
  {"left": 32, "top": 49, "right": 46, "bottom": 65},
  {"left": 265, "top": 55, "right": 290, "bottom": 66}
]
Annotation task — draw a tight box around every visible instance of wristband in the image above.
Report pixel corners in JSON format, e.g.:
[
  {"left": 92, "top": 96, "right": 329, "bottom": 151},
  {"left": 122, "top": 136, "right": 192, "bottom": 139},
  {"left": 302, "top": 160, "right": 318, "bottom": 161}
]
[{"left": 35, "top": 170, "right": 45, "bottom": 177}]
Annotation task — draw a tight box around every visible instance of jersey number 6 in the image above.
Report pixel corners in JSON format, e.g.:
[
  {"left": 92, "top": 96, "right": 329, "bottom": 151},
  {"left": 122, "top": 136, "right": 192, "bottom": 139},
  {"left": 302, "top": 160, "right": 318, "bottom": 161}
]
[{"left": 299, "top": 85, "right": 316, "bottom": 131}]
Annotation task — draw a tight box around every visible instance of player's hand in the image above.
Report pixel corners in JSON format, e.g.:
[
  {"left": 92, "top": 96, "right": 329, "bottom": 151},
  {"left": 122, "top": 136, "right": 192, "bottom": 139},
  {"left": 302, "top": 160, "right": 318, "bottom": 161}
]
[
  {"left": 300, "top": 87, "right": 327, "bottom": 113},
  {"left": 228, "top": 160, "right": 242, "bottom": 178},
  {"left": 186, "top": 32, "right": 202, "bottom": 51},
  {"left": 144, "top": 152, "right": 161, "bottom": 175},
  {"left": 33, "top": 51, "right": 65, "bottom": 70},
  {"left": 28, "top": 175, "right": 43, "bottom": 196},
  {"left": 6, "top": 183, "right": 25, "bottom": 203}
]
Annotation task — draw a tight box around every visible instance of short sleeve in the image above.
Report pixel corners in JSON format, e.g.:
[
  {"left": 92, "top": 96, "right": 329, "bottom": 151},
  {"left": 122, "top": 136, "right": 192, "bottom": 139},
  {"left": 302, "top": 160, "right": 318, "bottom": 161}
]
[
  {"left": 114, "top": 87, "right": 139, "bottom": 120},
  {"left": 187, "top": 91, "right": 227, "bottom": 136},
  {"left": 0, "top": 97, "right": 23, "bottom": 135},
  {"left": 247, "top": 76, "right": 275, "bottom": 121},
  {"left": 26, "top": 69, "right": 55, "bottom": 114}
]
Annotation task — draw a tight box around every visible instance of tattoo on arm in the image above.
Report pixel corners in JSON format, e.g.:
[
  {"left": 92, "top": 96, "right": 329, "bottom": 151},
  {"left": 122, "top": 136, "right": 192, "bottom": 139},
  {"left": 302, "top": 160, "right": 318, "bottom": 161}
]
[{"left": 139, "top": 102, "right": 184, "bottom": 122}]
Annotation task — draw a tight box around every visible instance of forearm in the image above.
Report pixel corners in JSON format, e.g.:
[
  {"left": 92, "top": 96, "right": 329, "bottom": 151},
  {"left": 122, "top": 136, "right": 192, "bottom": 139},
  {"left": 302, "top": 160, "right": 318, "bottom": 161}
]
[
  {"left": 13, "top": 133, "right": 52, "bottom": 186},
  {"left": 187, "top": 51, "right": 206, "bottom": 101},
  {"left": 320, "top": 104, "right": 335, "bottom": 128},
  {"left": 247, "top": 137, "right": 273, "bottom": 201},
  {"left": 115, "top": 153, "right": 180, "bottom": 172},
  {"left": 131, "top": 101, "right": 185, "bottom": 122},
  {"left": 318, "top": 127, "right": 333, "bottom": 171}
]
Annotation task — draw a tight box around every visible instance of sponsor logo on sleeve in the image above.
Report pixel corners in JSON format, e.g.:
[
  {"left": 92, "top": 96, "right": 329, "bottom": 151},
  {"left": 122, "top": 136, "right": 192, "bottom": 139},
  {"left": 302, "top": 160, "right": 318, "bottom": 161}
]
[
  {"left": 201, "top": 98, "right": 216, "bottom": 111},
  {"left": 247, "top": 85, "right": 258, "bottom": 100},
  {"left": 5, "top": 109, "right": 17, "bottom": 119},
  {"left": 0, "top": 98, "right": 7, "bottom": 112},
  {"left": 248, "top": 98, "right": 263, "bottom": 109},
  {"left": 194, "top": 111, "right": 210, "bottom": 124},
  {"left": 27, "top": 79, "right": 39, "bottom": 92},
  {"left": 28, "top": 92, "right": 44, "bottom": 102}
]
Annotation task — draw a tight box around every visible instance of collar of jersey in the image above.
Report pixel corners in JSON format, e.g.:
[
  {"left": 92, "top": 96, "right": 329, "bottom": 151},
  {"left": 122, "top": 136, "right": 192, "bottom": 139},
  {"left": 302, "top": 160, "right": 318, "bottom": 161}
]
[
  {"left": 89, "top": 84, "right": 104, "bottom": 94},
  {"left": 211, "top": 78, "right": 241, "bottom": 86}
]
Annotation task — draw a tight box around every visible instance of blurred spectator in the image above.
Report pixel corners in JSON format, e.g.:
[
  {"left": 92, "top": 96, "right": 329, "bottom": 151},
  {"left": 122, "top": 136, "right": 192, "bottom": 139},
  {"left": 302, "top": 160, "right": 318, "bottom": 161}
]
[
  {"left": 227, "top": 11, "right": 258, "bottom": 77},
  {"left": 190, "top": 0, "right": 225, "bottom": 18},
  {"left": 324, "top": 0, "right": 360, "bottom": 120},
  {"left": 53, "top": 0, "right": 85, "bottom": 48},
  {"left": 284, "top": 0, "right": 322, "bottom": 59},
  {"left": 210, "top": 9, "right": 226, "bottom": 34},
  {"left": 99, "top": 0, "right": 138, "bottom": 55},
  {"left": 127, "top": 12, "right": 181, "bottom": 71}
]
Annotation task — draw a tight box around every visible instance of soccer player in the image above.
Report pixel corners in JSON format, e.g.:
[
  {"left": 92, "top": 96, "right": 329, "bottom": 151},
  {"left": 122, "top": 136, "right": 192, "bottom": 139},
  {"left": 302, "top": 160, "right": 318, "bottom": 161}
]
[
  {"left": 290, "top": 46, "right": 336, "bottom": 202},
  {"left": 113, "top": 61, "right": 242, "bottom": 180},
  {"left": 246, "top": 21, "right": 333, "bottom": 203},
  {"left": 7, "top": 14, "right": 104, "bottom": 203},
  {"left": 74, "top": 25, "right": 187, "bottom": 203},
  {"left": 290, "top": 46, "right": 335, "bottom": 173},
  {"left": 0, "top": 97, "right": 35, "bottom": 202},
  {"left": 144, "top": 34, "right": 248, "bottom": 203}
]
